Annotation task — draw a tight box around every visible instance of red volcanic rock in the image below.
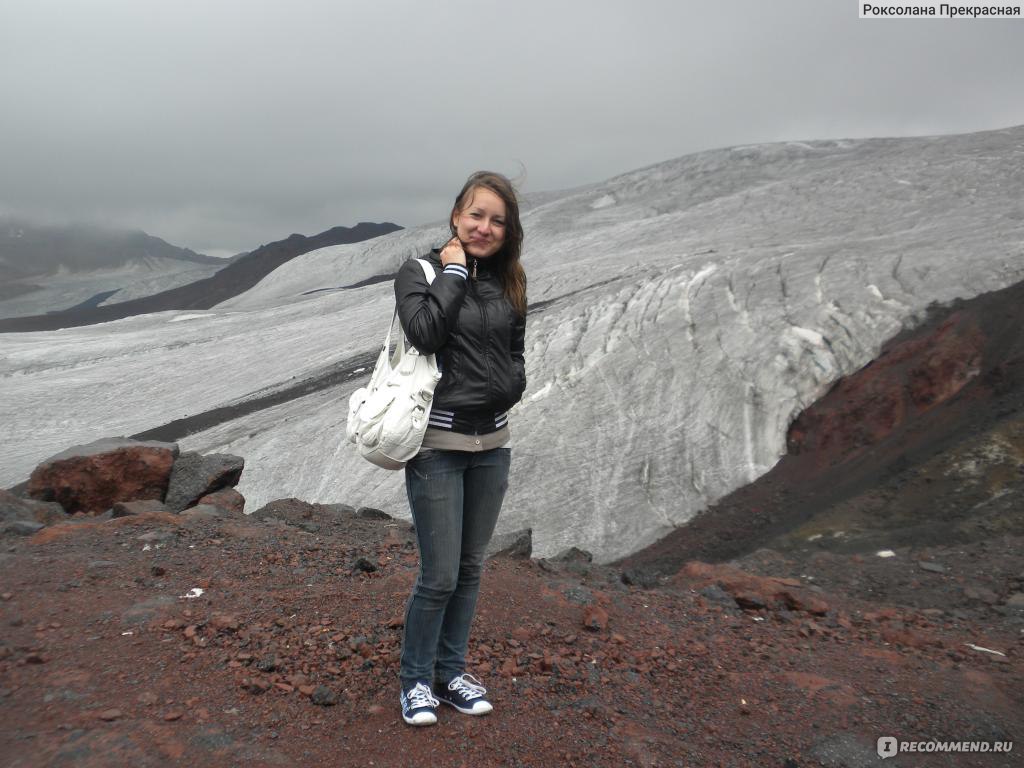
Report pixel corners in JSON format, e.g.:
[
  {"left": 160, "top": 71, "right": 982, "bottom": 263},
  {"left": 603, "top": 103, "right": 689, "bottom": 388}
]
[
  {"left": 210, "top": 613, "right": 241, "bottom": 632},
  {"left": 783, "top": 591, "right": 830, "bottom": 615},
  {"left": 197, "top": 487, "right": 246, "bottom": 515},
  {"left": 582, "top": 605, "right": 609, "bottom": 631},
  {"left": 787, "top": 313, "right": 983, "bottom": 468},
  {"left": 678, "top": 561, "right": 828, "bottom": 615},
  {"left": 27, "top": 438, "right": 178, "bottom": 515},
  {"left": 878, "top": 622, "right": 941, "bottom": 649},
  {"left": 863, "top": 607, "right": 902, "bottom": 623}
]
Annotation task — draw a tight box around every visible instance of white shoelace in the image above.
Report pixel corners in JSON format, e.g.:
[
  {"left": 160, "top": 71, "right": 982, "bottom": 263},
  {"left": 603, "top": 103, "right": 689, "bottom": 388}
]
[
  {"left": 407, "top": 682, "right": 439, "bottom": 709},
  {"left": 448, "top": 673, "right": 487, "bottom": 700}
]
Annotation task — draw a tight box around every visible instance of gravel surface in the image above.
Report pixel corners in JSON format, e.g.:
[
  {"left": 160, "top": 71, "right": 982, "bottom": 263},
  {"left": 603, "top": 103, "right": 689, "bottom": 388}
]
[{"left": 1, "top": 505, "right": 1020, "bottom": 767}]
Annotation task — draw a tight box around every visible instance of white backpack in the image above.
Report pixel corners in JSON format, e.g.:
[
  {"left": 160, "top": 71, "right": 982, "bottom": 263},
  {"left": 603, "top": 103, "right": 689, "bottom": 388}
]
[{"left": 346, "top": 259, "right": 442, "bottom": 469}]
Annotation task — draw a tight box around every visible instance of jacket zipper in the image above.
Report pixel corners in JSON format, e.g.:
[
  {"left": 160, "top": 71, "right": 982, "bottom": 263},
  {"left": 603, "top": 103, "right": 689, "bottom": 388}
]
[{"left": 469, "top": 266, "right": 493, "bottom": 434}]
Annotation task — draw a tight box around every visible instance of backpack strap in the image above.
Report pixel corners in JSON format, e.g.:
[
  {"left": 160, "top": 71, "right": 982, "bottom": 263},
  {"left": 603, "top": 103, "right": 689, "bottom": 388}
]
[{"left": 415, "top": 257, "right": 437, "bottom": 285}]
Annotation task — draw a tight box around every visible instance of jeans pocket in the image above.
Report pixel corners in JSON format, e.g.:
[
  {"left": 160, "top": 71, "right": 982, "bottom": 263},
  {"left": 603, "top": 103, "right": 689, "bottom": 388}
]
[{"left": 407, "top": 450, "right": 437, "bottom": 482}]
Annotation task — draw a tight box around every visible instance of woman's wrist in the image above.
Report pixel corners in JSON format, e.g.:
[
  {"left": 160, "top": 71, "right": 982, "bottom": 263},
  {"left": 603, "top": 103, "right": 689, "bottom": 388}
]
[{"left": 440, "top": 237, "right": 467, "bottom": 267}]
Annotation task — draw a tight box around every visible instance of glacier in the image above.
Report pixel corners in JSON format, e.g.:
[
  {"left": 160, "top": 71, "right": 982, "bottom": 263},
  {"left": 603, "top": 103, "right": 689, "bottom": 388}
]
[
  {"left": 2, "top": 126, "right": 1023, "bottom": 561},
  {"left": 0, "top": 257, "right": 225, "bottom": 320}
]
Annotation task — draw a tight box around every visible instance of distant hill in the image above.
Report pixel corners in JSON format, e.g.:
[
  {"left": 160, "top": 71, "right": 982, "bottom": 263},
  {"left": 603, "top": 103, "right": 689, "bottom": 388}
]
[
  {"left": 0, "top": 222, "right": 401, "bottom": 332},
  {"left": 0, "top": 218, "right": 224, "bottom": 282},
  {"left": 0, "top": 218, "right": 234, "bottom": 318}
]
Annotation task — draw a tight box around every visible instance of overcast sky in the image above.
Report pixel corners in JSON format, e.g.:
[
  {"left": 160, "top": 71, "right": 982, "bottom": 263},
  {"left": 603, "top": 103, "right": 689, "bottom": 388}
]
[{"left": 1, "top": 1, "right": 1022, "bottom": 257}]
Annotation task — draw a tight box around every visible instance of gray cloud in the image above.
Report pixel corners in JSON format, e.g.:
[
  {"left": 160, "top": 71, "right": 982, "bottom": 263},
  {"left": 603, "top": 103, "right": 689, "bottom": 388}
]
[{"left": 1, "top": 0, "right": 1022, "bottom": 256}]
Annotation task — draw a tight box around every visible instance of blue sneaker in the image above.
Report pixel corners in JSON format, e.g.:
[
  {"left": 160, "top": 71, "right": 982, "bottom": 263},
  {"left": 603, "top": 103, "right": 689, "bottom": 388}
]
[
  {"left": 400, "top": 681, "right": 439, "bottom": 726},
  {"left": 434, "top": 673, "right": 493, "bottom": 716}
]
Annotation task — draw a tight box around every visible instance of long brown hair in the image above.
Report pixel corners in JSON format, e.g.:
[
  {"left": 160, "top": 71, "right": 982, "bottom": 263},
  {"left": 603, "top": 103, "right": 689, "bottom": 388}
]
[{"left": 449, "top": 171, "right": 527, "bottom": 317}]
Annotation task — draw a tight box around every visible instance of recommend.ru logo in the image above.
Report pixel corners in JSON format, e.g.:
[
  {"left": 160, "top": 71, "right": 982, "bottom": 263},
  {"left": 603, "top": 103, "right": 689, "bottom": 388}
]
[{"left": 877, "top": 737, "right": 898, "bottom": 759}]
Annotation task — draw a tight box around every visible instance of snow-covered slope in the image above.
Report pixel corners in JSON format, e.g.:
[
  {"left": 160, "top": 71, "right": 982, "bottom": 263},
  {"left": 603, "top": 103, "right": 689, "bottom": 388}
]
[
  {"left": 2, "top": 126, "right": 1022, "bottom": 561},
  {"left": 216, "top": 226, "right": 446, "bottom": 309},
  {"left": 0, "top": 221, "right": 227, "bottom": 319},
  {"left": 0, "top": 258, "right": 224, "bottom": 318}
]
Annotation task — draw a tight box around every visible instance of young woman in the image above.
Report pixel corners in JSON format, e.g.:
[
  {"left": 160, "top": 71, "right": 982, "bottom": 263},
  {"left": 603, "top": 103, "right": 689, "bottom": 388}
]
[{"left": 393, "top": 171, "right": 527, "bottom": 726}]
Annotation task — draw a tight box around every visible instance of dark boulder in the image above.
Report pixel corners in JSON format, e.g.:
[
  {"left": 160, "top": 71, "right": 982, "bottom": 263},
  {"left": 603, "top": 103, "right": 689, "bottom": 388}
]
[
  {"left": 356, "top": 506, "right": 391, "bottom": 520},
  {"left": 621, "top": 567, "right": 660, "bottom": 588},
  {"left": 554, "top": 547, "right": 594, "bottom": 564},
  {"left": 1, "top": 489, "right": 64, "bottom": 525},
  {"left": 165, "top": 452, "right": 244, "bottom": 512},
  {"left": 251, "top": 498, "right": 318, "bottom": 525},
  {"left": 3, "top": 519, "right": 45, "bottom": 537},
  {"left": 486, "top": 528, "right": 532, "bottom": 560}
]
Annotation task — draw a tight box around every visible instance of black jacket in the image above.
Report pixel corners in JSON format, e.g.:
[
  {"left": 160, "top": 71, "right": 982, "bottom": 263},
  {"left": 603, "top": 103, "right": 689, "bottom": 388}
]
[{"left": 395, "top": 249, "right": 526, "bottom": 433}]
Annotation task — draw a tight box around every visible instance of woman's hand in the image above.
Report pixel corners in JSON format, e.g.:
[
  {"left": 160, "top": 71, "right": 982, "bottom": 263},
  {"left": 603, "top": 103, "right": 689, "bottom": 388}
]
[{"left": 440, "top": 236, "right": 467, "bottom": 267}]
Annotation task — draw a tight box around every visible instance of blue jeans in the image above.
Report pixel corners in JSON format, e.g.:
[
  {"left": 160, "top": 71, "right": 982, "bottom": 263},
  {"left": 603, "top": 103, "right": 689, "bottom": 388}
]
[{"left": 399, "top": 446, "right": 510, "bottom": 688}]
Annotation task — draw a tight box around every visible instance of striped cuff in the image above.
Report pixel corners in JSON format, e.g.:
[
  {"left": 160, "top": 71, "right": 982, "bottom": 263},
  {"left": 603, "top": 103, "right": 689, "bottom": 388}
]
[
  {"left": 426, "top": 409, "right": 509, "bottom": 431},
  {"left": 443, "top": 264, "right": 469, "bottom": 280}
]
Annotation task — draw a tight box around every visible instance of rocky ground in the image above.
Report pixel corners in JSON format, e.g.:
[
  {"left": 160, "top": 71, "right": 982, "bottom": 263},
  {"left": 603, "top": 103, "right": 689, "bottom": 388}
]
[
  {"left": 0, "top": 500, "right": 1020, "bottom": 768},
  {"left": 2, "top": 276, "right": 1023, "bottom": 767}
]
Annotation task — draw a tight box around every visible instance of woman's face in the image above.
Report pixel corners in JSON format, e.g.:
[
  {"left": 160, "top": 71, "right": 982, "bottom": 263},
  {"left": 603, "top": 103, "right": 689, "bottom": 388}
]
[{"left": 452, "top": 187, "right": 507, "bottom": 259}]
